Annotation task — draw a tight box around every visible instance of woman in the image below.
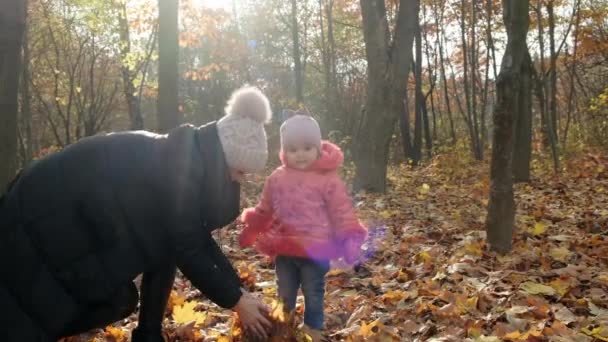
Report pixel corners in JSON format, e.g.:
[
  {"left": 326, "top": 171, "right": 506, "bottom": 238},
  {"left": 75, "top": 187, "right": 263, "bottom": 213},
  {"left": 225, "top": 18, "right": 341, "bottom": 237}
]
[{"left": 0, "top": 86, "right": 273, "bottom": 341}]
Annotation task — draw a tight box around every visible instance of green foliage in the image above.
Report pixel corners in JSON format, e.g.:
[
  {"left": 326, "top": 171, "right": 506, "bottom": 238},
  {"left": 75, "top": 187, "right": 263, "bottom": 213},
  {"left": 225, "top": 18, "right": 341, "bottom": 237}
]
[{"left": 586, "top": 87, "right": 608, "bottom": 148}]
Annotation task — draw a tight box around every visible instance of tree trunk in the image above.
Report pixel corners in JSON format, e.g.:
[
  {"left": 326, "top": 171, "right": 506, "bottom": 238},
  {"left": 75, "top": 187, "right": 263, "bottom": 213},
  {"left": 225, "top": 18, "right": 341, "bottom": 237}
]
[
  {"left": 327, "top": 0, "right": 338, "bottom": 104},
  {"left": 326, "top": 0, "right": 341, "bottom": 131},
  {"left": 460, "top": 0, "right": 479, "bottom": 160},
  {"left": 157, "top": 0, "right": 180, "bottom": 133},
  {"left": 482, "top": 0, "right": 495, "bottom": 150},
  {"left": 535, "top": 2, "right": 549, "bottom": 146},
  {"left": 435, "top": 1, "right": 456, "bottom": 144},
  {"left": 422, "top": 93, "right": 432, "bottom": 159},
  {"left": 470, "top": 0, "right": 482, "bottom": 160},
  {"left": 545, "top": 0, "right": 560, "bottom": 172},
  {"left": 487, "top": 0, "right": 498, "bottom": 80},
  {"left": 291, "top": 0, "right": 304, "bottom": 103},
  {"left": 400, "top": 96, "right": 413, "bottom": 160},
  {"left": 564, "top": 2, "right": 581, "bottom": 146},
  {"left": 354, "top": 0, "right": 419, "bottom": 192},
  {"left": 486, "top": 0, "right": 530, "bottom": 253},
  {"left": 319, "top": 0, "right": 340, "bottom": 132},
  {"left": 21, "top": 0, "right": 33, "bottom": 163},
  {"left": 0, "top": 0, "right": 25, "bottom": 190},
  {"left": 413, "top": 25, "right": 423, "bottom": 164},
  {"left": 547, "top": 0, "right": 558, "bottom": 143},
  {"left": 118, "top": 1, "right": 144, "bottom": 130},
  {"left": 512, "top": 51, "right": 533, "bottom": 182},
  {"left": 422, "top": 3, "right": 437, "bottom": 142}
]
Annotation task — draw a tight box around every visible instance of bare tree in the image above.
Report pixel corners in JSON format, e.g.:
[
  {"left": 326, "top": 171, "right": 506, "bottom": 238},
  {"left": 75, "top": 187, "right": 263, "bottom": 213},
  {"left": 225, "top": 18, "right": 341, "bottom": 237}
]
[
  {"left": 19, "top": 0, "right": 33, "bottom": 163},
  {"left": 485, "top": 0, "right": 530, "bottom": 253},
  {"left": 512, "top": 52, "right": 533, "bottom": 182},
  {"left": 28, "top": 3, "right": 122, "bottom": 146},
  {"left": 432, "top": 0, "right": 456, "bottom": 144},
  {"left": 115, "top": 1, "right": 156, "bottom": 130},
  {"left": 354, "top": 0, "right": 419, "bottom": 192},
  {"left": 0, "top": 0, "right": 26, "bottom": 190},
  {"left": 563, "top": 0, "right": 581, "bottom": 146},
  {"left": 319, "top": 0, "right": 341, "bottom": 131},
  {"left": 157, "top": 0, "right": 180, "bottom": 133},
  {"left": 459, "top": 0, "right": 482, "bottom": 160},
  {"left": 291, "top": 0, "right": 303, "bottom": 103}
]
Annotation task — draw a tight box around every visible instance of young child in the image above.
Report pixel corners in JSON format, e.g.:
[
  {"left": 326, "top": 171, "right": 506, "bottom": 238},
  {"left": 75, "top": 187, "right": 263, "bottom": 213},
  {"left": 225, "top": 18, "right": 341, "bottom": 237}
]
[{"left": 239, "top": 111, "right": 367, "bottom": 341}]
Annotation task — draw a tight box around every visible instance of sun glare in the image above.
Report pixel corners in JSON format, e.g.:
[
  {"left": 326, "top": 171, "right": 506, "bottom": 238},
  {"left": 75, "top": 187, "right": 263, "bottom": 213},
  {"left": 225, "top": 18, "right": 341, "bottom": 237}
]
[{"left": 197, "top": 0, "right": 233, "bottom": 10}]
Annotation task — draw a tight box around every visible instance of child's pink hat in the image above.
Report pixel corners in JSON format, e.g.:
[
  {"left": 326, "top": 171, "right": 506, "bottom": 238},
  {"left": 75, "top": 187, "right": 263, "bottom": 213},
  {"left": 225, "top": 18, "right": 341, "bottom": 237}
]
[{"left": 279, "top": 110, "right": 322, "bottom": 150}]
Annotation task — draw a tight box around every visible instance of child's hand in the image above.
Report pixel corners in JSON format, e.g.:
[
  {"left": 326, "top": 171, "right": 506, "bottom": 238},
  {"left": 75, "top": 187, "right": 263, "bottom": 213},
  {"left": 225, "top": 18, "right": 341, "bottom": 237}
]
[
  {"left": 343, "top": 238, "right": 360, "bottom": 264},
  {"left": 239, "top": 226, "right": 257, "bottom": 248}
]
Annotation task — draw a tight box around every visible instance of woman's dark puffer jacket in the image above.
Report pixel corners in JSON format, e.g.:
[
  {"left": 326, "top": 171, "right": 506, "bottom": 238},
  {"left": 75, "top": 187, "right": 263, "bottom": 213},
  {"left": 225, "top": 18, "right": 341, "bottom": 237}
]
[{"left": 0, "top": 122, "right": 242, "bottom": 341}]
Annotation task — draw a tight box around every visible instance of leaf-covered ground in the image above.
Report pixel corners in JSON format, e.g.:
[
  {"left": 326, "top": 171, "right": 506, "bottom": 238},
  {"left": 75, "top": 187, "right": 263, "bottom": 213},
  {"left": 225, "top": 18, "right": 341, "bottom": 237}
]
[{"left": 64, "top": 147, "right": 608, "bottom": 341}]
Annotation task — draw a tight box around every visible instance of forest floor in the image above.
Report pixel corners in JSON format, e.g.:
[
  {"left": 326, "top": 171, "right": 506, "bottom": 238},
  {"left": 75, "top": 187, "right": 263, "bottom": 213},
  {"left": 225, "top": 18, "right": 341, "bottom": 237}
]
[{"left": 65, "top": 145, "right": 608, "bottom": 341}]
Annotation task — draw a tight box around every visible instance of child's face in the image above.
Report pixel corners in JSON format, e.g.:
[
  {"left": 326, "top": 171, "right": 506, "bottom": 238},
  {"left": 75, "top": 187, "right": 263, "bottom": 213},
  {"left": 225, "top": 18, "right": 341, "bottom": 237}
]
[{"left": 284, "top": 142, "right": 319, "bottom": 170}]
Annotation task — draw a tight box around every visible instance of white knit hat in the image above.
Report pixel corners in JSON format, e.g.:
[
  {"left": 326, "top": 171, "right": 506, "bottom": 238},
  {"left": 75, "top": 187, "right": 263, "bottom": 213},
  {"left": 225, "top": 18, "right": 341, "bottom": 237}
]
[
  {"left": 217, "top": 86, "right": 271, "bottom": 173},
  {"left": 280, "top": 113, "right": 322, "bottom": 150}
]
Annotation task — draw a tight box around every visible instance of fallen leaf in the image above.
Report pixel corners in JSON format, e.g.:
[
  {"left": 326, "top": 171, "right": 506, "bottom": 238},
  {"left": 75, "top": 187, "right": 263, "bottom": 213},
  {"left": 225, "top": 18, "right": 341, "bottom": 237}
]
[
  {"left": 359, "top": 318, "right": 384, "bottom": 338},
  {"left": 532, "top": 221, "right": 548, "bottom": 236},
  {"left": 172, "top": 301, "right": 207, "bottom": 327},
  {"left": 418, "top": 251, "right": 433, "bottom": 263},
  {"left": 340, "top": 289, "right": 358, "bottom": 297},
  {"left": 103, "top": 326, "right": 126, "bottom": 342},
  {"left": 581, "top": 325, "right": 608, "bottom": 341},
  {"left": 474, "top": 335, "right": 502, "bottom": 342},
  {"left": 519, "top": 281, "right": 557, "bottom": 297},
  {"left": 420, "top": 183, "right": 431, "bottom": 194},
  {"left": 553, "top": 304, "right": 578, "bottom": 325},
  {"left": 550, "top": 247, "right": 573, "bottom": 262},
  {"left": 549, "top": 278, "right": 572, "bottom": 297}
]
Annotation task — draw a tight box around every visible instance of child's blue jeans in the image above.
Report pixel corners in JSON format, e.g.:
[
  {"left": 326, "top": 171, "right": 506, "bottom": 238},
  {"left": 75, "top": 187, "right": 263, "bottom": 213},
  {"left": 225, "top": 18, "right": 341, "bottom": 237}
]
[{"left": 275, "top": 255, "right": 329, "bottom": 330}]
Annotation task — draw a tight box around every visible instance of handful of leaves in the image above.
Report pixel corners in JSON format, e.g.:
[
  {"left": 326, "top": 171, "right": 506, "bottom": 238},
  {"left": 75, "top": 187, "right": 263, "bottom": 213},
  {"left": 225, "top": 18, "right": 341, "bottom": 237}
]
[{"left": 231, "top": 299, "right": 312, "bottom": 342}]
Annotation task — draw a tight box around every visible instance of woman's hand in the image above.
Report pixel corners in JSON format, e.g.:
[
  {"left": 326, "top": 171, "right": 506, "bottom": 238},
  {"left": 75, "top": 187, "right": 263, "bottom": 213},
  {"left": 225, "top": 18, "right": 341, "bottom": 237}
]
[{"left": 232, "top": 289, "right": 272, "bottom": 339}]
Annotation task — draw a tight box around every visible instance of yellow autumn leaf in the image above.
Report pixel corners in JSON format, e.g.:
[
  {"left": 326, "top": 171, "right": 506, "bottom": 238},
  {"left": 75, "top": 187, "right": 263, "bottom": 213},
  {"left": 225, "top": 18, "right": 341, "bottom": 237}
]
[
  {"left": 380, "top": 210, "right": 392, "bottom": 219},
  {"left": 326, "top": 268, "right": 346, "bottom": 276},
  {"left": 104, "top": 326, "right": 126, "bottom": 342},
  {"left": 381, "top": 290, "right": 406, "bottom": 300},
  {"left": 597, "top": 273, "right": 608, "bottom": 283},
  {"left": 217, "top": 337, "right": 231, "bottom": 342},
  {"left": 168, "top": 290, "right": 187, "bottom": 310},
  {"left": 418, "top": 251, "right": 433, "bottom": 263},
  {"left": 474, "top": 335, "right": 502, "bottom": 342},
  {"left": 550, "top": 247, "right": 573, "bottom": 262},
  {"left": 359, "top": 318, "right": 383, "bottom": 337},
  {"left": 503, "top": 331, "right": 522, "bottom": 339},
  {"left": 270, "top": 299, "right": 286, "bottom": 322},
  {"left": 419, "top": 183, "right": 430, "bottom": 194},
  {"left": 532, "top": 221, "right": 548, "bottom": 236},
  {"left": 519, "top": 281, "right": 557, "bottom": 297},
  {"left": 456, "top": 296, "right": 479, "bottom": 313},
  {"left": 340, "top": 289, "right": 358, "bottom": 297},
  {"left": 262, "top": 286, "right": 277, "bottom": 296},
  {"left": 381, "top": 290, "right": 416, "bottom": 304},
  {"left": 582, "top": 325, "right": 608, "bottom": 341},
  {"left": 172, "top": 301, "right": 207, "bottom": 327},
  {"left": 468, "top": 326, "right": 482, "bottom": 338},
  {"left": 549, "top": 278, "right": 572, "bottom": 297},
  {"left": 464, "top": 242, "right": 483, "bottom": 256},
  {"left": 504, "top": 329, "right": 542, "bottom": 340}
]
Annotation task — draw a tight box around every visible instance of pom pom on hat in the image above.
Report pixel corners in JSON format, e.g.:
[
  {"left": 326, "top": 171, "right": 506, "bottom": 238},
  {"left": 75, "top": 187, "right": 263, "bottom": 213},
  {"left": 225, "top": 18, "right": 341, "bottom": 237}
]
[
  {"left": 224, "top": 86, "right": 272, "bottom": 123},
  {"left": 217, "top": 86, "right": 271, "bottom": 174}
]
